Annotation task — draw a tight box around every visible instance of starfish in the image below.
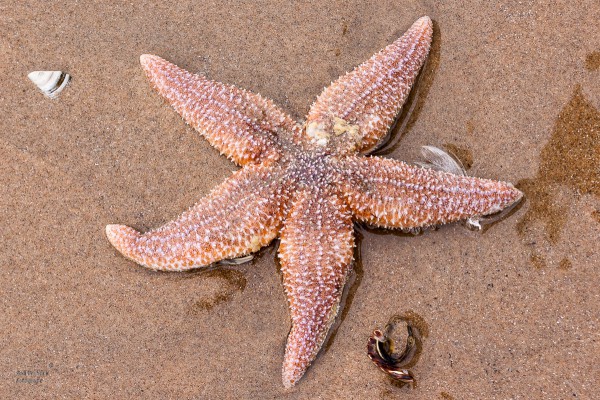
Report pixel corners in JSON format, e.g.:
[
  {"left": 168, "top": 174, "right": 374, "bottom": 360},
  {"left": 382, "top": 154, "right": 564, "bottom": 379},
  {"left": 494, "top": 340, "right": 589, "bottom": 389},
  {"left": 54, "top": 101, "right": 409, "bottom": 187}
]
[{"left": 106, "top": 16, "right": 522, "bottom": 388}]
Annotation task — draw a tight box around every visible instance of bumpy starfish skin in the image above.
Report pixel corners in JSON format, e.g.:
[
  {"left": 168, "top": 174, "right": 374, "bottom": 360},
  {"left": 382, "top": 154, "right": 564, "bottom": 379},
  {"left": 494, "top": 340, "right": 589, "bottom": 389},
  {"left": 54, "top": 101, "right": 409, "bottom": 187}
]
[
  {"left": 135, "top": 53, "right": 304, "bottom": 166},
  {"left": 278, "top": 189, "right": 355, "bottom": 386},
  {"left": 340, "top": 156, "right": 520, "bottom": 229},
  {"left": 306, "top": 16, "right": 433, "bottom": 154},
  {"left": 106, "top": 163, "right": 290, "bottom": 270},
  {"left": 106, "top": 16, "right": 523, "bottom": 388}
]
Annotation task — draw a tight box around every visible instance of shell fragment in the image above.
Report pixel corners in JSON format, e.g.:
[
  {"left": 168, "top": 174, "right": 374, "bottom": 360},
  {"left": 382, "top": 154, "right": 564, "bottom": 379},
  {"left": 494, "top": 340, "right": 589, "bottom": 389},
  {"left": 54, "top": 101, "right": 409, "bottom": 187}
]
[{"left": 28, "top": 71, "right": 70, "bottom": 99}]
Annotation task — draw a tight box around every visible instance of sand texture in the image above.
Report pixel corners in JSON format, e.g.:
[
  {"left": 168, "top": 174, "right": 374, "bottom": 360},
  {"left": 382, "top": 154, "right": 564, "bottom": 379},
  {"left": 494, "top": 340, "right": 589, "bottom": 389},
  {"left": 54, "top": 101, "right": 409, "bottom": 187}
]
[{"left": 1, "top": 1, "right": 599, "bottom": 398}]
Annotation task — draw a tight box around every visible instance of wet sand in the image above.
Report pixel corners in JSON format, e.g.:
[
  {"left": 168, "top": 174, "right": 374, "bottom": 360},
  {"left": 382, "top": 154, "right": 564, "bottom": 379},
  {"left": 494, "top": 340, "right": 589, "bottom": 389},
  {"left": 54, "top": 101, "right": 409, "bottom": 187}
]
[{"left": 1, "top": 1, "right": 599, "bottom": 398}]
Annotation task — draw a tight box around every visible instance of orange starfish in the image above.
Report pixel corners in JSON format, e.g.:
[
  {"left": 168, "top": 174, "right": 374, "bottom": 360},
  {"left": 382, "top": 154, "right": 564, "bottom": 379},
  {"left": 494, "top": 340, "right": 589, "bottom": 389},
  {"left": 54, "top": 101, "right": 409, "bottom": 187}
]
[{"left": 106, "top": 16, "right": 522, "bottom": 387}]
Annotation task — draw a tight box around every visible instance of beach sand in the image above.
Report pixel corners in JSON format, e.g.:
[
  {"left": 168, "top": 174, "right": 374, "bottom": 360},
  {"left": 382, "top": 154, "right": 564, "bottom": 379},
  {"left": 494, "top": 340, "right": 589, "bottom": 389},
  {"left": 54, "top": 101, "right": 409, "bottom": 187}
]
[{"left": 1, "top": 1, "right": 598, "bottom": 398}]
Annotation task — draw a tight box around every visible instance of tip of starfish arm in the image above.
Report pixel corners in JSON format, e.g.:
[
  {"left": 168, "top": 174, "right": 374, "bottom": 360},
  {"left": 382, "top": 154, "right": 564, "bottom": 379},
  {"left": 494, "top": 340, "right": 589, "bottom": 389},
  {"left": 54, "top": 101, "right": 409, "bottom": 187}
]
[
  {"left": 500, "top": 182, "right": 524, "bottom": 205},
  {"left": 139, "top": 54, "right": 162, "bottom": 70},
  {"left": 414, "top": 16, "right": 433, "bottom": 39},
  {"left": 508, "top": 184, "right": 525, "bottom": 208},
  {"left": 282, "top": 365, "right": 301, "bottom": 389},
  {"left": 512, "top": 184, "right": 524, "bottom": 201},
  {"left": 105, "top": 224, "right": 141, "bottom": 256},
  {"left": 484, "top": 182, "right": 525, "bottom": 216},
  {"left": 415, "top": 16, "right": 433, "bottom": 37},
  {"left": 281, "top": 327, "right": 319, "bottom": 389},
  {"left": 417, "top": 15, "right": 432, "bottom": 25}
]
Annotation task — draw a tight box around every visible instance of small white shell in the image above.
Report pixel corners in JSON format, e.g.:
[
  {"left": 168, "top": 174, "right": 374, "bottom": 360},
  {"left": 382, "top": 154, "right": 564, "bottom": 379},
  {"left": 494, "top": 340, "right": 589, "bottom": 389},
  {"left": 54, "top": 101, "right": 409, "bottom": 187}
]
[
  {"left": 416, "top": 145, "right": 467, "bottom": 176},
  {"left": 218, "top": 254, "right": 254, "bottom": 265},
  {"left": 27, "top": 71, "right": 70, "bottom": 99}
]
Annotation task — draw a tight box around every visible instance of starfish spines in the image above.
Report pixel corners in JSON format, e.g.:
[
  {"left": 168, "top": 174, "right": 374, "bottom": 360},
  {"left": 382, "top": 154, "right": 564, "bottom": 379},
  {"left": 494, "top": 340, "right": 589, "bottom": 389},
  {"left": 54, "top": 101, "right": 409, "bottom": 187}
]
[
  {"left": 278, "top": 191, "right": 354, "bottom": 388},
  {"left": 305, "top": 16, "right": 433, "bottom": 153},
  {"left": 340, "top": 156, "right": 523, "bottom": 229},
  {"left": 106, "top": 223, "right": 142, "bottom": 261},
  {"left": 140, "top": 54, "right": 299, "bottom": 165},
  {"left": 106, "top": 163, "right": 288, "bottom": 271}
]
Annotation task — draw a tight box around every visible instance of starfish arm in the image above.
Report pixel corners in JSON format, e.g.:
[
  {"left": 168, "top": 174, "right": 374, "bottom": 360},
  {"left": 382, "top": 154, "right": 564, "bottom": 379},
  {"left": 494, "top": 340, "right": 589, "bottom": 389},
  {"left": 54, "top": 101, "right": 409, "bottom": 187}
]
[
  {"left": 278, "top": 191, "right": 355, "bottom": 388},
  {"left": 140, "top": 54, "right": 301, "bottom": 165},
  {"left": 339, "top": 156, "right": 523, "bottom": 229},
  {"left": 106, "top": 163, "right": 289, "bottom": 271},
  {"left": 305, "top": 16, "right": 433, "bottom": 153}
]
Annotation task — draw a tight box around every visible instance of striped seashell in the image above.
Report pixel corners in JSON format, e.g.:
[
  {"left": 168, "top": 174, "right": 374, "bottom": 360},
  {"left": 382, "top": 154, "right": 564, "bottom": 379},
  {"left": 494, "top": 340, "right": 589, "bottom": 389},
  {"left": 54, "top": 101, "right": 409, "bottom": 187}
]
[{"left": 27, "top": 71, "right": 70, "bottom": 99}]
